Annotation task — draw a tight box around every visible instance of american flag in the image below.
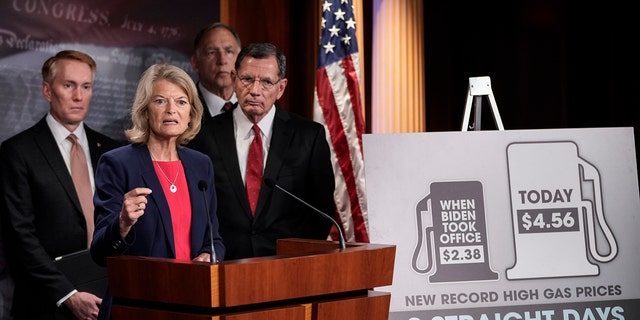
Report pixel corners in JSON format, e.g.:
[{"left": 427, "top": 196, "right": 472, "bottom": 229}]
[{"left": 313, "top": 0, "right": 369, "bottom": 242}]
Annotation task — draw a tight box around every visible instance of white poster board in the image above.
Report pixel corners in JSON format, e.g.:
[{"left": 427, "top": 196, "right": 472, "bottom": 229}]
[{"left": 364, "top": 127, "right": 640, "bottom": 320}]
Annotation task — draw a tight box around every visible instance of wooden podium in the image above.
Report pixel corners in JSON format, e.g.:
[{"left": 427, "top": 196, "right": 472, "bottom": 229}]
[{"left": 107, "top": 238, "right": 396, "bottom": 320}]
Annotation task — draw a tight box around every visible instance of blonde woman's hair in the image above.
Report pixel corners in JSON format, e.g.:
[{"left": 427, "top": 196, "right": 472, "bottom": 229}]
[{"left": 125, "top": 63, "right": 203, "bottom": 145}]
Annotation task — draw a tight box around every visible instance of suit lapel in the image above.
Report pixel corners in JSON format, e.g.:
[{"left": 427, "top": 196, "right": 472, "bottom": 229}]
[
  {"left": 33, "top": 119, "right": 82, "bottom": 214},
  {"left": 178, "top": 148, "right": 210, "bottom": 258},
  {"left": 255, "top": 108, "right": 291, "bottom": 216},
  {"left": 85, "top": 125, "right": 110, "bottom": 169},
  {"left": 215, "top": 108, "right": 292, "bottom": 218},
  {"left": 214, "top": 113, "right": 253, "bottom": 216},
  {"left": 262, "top": 108, "right": 291, "bottom": 181},
  {"left": 197, "top": 85, "right": 214, "bottom": 119},
  {"left": 135, "top": 145, "right": 176, "bottom": 257}
]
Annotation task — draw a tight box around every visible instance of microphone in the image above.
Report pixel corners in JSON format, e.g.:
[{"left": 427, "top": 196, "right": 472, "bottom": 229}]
[
  {"left": 198, "top": 180, "right": 217, "bottom": 263},
  {"left": 264, "top": 178, "right": 346, "bottom": 250}
]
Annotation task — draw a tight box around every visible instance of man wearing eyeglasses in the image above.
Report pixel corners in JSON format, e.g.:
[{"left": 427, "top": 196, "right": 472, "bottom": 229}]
[{"left": 190, "top": 42, "right": 336, "bottom": 260}]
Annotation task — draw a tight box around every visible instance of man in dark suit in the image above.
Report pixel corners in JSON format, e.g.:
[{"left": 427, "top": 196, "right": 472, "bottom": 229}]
[
  {"left": 190, "top": 22, "right": 242, "bottom": 118},
  {"left": 190, "top": 42, "right": 336, "bottom": 260},
  {"left": 0, "top": 50, "right": 121, "bottom": 320}
]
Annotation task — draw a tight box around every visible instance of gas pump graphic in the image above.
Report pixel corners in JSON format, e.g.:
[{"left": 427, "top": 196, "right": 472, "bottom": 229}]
[
  {"left": 506, "top": 141, "right": 618, "bottom": 279},
  {"left": 412, "top": 181, "right": 498, "bottom": 282}
]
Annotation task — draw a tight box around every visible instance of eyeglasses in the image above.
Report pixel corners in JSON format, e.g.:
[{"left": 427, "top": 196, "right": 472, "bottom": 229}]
[{"left": 237, "top": 75, "right": 280, "bottom": 90}]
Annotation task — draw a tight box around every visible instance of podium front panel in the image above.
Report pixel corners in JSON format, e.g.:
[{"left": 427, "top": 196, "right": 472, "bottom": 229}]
[
  {"left": 112, "top": 304, "right": 311, "bottom": 320},
  {"left": 315, "top": 291, "right": 391, "bottom": 320},
  {"left": 107, "top": 240, "right": 396, "bottom": 319}
]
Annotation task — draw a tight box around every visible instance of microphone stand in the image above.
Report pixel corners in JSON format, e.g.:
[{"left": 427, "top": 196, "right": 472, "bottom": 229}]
[
  {"left": 268, "top": 180, "right": 346, "bottom": 250},
  {"left": 198, "top": 181, "right": 217, "bottom": 263}
]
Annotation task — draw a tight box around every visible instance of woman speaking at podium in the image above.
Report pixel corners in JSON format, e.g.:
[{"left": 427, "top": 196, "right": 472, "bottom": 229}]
[{"left": 90, "top": 63, "right": 225, "bottom": 320}]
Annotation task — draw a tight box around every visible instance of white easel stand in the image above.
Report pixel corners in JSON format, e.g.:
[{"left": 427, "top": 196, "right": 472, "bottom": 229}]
[{"left": 461, "top": 76, "right": 505, "bottom": 131}]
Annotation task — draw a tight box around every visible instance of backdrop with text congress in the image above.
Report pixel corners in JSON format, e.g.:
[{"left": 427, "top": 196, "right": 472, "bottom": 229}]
[
  {"left": 0, "top": 0, "right": 218, "bottom": 143},
  {"left": 365, "top": 127, "right": 640, "bottom": 320}
]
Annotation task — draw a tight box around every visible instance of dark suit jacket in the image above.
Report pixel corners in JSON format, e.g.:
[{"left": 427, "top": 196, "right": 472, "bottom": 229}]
[
  {"left": 89, "top": 143, "right": 225, "bottom": 319},
  {"left": 190, "top": 106, "right": 335, "bottom": 260},
  {"left": 197, "top": 84, "right": 218, "bottom": 120},
  {"left": 0, "top": 116, "right": 120, "bottom": 320}
]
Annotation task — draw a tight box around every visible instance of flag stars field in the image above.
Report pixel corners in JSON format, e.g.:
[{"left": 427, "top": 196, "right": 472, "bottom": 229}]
[{"left": 314, "top": 0, "right": 369, "bottom": 242}]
